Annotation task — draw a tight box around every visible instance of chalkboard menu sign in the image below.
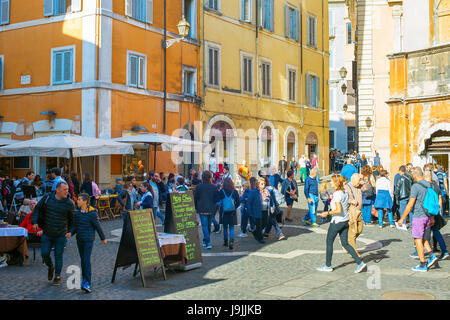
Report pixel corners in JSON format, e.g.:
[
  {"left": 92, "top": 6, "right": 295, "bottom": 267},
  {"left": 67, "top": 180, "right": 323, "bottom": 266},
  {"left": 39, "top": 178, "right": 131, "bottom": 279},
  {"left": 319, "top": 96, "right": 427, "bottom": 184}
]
[
  {"left": 164, "top": 190, "right": 202, "bottom": 269},
  {"left": 112, "top": 209, "right": 166, "bottom": 287}
]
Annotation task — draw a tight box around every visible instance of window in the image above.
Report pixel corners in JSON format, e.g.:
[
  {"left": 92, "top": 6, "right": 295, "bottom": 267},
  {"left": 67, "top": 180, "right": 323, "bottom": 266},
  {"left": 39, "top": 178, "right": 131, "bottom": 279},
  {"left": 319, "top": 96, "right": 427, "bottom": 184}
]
[
  {"left": 206, "top": 0, "right": 218, "bottom": 11},
  {"left": 207, "top": 44, "right": 220, "bottom": 87},
  {"left": 0, "top": 0, "right": 9, "bottom": 25},
  {"left": 307, "top": 15, "right": 317, "bottom": 47},
  {"left": 128, "top": 52, "right": 146, "bottom": 88},
  {"left": 125, "top": 0, "right": 153, "bottom": 24},
  {"left": 261, "top": 60, "right": 271, "bottom": 97},
  {"left": 329, "top": 130, "right": 335, "bottom": 149},
  {"left": 260, "top": 0, "right": 274, "bottom": 31},
  {"left": 184, "top": 0, "right": 197, "bottom": 39},
  {"left": 287, "top": 67, "right": 296, "bottom": 102},
  {"left": 285, "top": 5, "right": 299, "bottom": 41},
  {"left": 52, "top": 47, "right": 74, "bottom": 85},
  {"left": 241, "top": 0, "right": 252, "bottom": 22},
  {"left": 329, "top": 87, "right": 336, "bottom": 112},
  {"left": 347, "top": 23, "right": 352, "bottom": 44},
  {"left": 242, "top": 55, "right": 253, "bottom": 94},
  {"left": 14, "top": 157, "right": 31, "bottom": 169},
  {"left": 183, "top": 66, "right": 197, "bottom": 96},
  {"left": 347, "top": 126, "right": 355, "bottom": 152},
  {"left": 305, "top": 73, "right": 320, "bottom": 107},
  {"left": 44, "top": 0, "right": 81, "bottom": 17}
]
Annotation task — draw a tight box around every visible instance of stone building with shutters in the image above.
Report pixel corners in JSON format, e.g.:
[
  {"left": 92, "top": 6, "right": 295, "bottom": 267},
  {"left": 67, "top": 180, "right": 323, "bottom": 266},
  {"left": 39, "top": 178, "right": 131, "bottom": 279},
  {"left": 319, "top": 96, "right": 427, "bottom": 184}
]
[
  {"left": 199, "top": 0, "right": 330, "bottom": 177},
  {"left": 0, "top": 0, "right": 201, "bottom": 186}
]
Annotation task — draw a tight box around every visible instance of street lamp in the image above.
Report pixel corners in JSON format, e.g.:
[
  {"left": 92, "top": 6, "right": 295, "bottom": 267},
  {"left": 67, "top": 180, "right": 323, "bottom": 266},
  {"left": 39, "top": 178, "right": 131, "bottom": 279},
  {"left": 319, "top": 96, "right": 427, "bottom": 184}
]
[
  {"left": 339, "top": 67, "right": 347, "bottom": 80},
  {"left": 162, "top": 17, "right": 191, "bottom": 49},
  {"left": 341, "top": 82, "right": 347, "bottom": 95},
  {"left": 343, "top": 104, "right": 348, "bottom": 112}
]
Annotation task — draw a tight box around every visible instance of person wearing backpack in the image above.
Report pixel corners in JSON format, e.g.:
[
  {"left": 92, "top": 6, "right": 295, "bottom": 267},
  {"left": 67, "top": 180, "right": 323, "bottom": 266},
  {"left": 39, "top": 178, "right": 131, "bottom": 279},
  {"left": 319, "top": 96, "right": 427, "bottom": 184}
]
[
  {"left": 398, "top": 167, "right": 440, "bottom": 272},
  {"left": 435, "top": 165, "right": 448, "bottom": 217},
  {"left": 394, "top": 165, "right": 412, "bottom": 226},
  {"left": 262, "top": 176, "right": 286, "bottom": 241},
  {"left": 217, "top": 178, "right": 240, "bottom": 250}
]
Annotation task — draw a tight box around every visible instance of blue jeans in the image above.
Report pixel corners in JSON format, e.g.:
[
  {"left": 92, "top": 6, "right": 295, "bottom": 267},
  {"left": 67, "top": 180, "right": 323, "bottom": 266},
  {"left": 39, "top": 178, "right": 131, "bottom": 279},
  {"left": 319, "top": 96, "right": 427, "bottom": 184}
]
[
  {"left": 398, "top": 198, "right": 411, "bottom": 225},
  {"left": 305, "top": 194, "right": 319, "bottom": 224},
  {"left": 223, "top": 224, "right": 235, "bottom": 240},
  {"left": 199, "top": 214, "right": 213, "bottom": 246},
  {"left": 240, "top": 208, "right": 249, "bottom": 233},
  {"left": 41, "top": 234, "right": 66, "bottom": 276},
  {"left": 432, "top": 224, "right": 447, "bottom": 253},
  {"left": 322, "top": 200, "right": 329, "bottom": 212},
  {"left": 76, "top": 240, "right": 93, "bottom": 285},
  {"left": 153, "top": 207, "right": 165, "bottom": 225},
  {"left": 264, "top": 214, "right": 283, "bottom": 236},
  {"left": 362, "top": 205, "right": 372, "bottom": 223},
  {"left": 378, "top": 209, "right": 394, "bottom": 227}
]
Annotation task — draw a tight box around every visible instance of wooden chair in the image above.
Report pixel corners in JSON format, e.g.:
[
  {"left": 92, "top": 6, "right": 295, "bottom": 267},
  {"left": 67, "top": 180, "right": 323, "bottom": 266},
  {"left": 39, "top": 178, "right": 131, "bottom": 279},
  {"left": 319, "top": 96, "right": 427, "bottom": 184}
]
[{"left": 96, "top": 196, "right": 113, "bottom": 220}]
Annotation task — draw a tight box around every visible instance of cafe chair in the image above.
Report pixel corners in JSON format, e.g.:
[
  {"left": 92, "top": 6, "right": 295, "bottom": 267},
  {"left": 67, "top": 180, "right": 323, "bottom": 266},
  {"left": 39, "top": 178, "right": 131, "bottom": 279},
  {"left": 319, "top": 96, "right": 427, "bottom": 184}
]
[
  {"left": 9, "top": 192, "right": 24, "bottom": 214},
  {"left": 96, "top": 195, "right": 113, "bottom": 220},
  {"left": 27, "top": 234, "right": 41, "bottom": 262}
]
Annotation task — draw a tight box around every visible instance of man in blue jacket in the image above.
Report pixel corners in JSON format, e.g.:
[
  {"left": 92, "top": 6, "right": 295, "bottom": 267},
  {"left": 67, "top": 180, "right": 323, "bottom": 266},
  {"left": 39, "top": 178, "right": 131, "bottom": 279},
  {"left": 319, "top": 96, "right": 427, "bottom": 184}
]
[
  {"left": 341, "top": 159, "right": 358, "bottom": 183},
  {"left": 303, "top": 168, "right": 320, "bottom": 227}
]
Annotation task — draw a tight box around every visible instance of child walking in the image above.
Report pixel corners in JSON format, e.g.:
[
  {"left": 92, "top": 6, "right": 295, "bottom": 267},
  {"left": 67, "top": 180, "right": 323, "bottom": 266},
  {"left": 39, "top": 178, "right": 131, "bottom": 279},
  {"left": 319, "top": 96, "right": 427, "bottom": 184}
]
[
  {"left": 66, "top": 193, "right": 107, "bottom": 293},
  {"left": 319, "top": 181, "right": 331, "bottom": 224}
]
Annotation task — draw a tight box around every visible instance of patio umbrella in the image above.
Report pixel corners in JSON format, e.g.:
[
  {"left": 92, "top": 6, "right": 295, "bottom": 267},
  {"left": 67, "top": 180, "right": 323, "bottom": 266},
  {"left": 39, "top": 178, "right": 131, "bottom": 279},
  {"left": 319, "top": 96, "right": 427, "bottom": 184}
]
[
  {"left": 0, "top": 133, "right": 134, "bottom": 158},
  {"left": 113, "top": 133, "right": 204, "bottom": 170}
]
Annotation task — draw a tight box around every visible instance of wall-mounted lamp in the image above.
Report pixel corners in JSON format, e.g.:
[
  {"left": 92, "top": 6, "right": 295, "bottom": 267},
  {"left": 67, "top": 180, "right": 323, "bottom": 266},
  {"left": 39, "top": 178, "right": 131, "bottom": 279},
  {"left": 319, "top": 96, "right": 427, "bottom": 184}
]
[
  {"left": 365, "top": 117, "right": 373, "bottom": 128},
  {"left": 40, "top": 110, "right": 57, "bottom": 129},
  {"left": 162, "top": 17, "right": 191, "bottom": 49},
  {"left": 339, "top": 67, "right": 347, "bottom": 80},
  {"left": 343, "top": 104, "right": 348, "bottom": 112},
  {"left": 341, "top": 83, "right": 347, "bottom": 95}
]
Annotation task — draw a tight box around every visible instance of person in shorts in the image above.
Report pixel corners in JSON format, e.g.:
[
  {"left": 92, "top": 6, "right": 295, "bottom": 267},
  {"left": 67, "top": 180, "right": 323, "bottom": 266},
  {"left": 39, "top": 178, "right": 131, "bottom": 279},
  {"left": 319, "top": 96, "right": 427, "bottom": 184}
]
[{"left": 398, "top": 167, "right": 439, "bottom": 272}]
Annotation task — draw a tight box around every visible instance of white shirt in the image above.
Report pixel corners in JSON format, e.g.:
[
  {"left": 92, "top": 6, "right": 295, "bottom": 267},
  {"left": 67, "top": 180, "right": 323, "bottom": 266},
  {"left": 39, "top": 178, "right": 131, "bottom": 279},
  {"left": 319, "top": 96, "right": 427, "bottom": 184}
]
[
  {"left": 375, "top": 177, "right": 393, "bottom": 198},
  {"left": 209, "top": 157, "right": 217, "bottom": 173},
  {"left": 299, "top": 157, "right": 306, "bottom": 168},
  {"left": 330, "top": 190, "right": 349, "bottom": 224}
]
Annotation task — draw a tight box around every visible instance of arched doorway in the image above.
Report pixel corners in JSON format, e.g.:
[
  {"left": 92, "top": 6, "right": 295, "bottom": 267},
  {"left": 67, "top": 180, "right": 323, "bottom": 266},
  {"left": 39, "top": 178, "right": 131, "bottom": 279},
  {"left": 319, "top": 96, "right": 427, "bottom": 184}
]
[
  {"left": 258, "top": 121, "right": 277, "bottom": 169},
  {"left": 205, "top": 115, "right": 237, "bottom": 174},
  {"left": 284, "top": 126, "right": 298, "bottom": 161},
  {"left": 305, "top": 131, "right": 319, "bottom": 161},
  {"left": 424, "top": 129, "right": 450, "bottom": 174}
]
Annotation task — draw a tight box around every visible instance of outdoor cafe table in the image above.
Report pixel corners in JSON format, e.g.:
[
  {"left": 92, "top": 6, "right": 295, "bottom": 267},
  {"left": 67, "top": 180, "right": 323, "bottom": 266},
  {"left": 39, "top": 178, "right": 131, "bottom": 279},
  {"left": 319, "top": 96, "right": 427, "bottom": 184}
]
[{"left": 0, "top": 226, "right": 29, "bottom": 261}]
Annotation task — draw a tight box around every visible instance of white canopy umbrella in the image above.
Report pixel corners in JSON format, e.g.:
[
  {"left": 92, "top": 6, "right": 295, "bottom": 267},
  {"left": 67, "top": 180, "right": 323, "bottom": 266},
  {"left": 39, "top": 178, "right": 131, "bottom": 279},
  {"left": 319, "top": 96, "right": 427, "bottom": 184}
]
[
  {"left": 0, "top": 138, "right": 20, "bottom": 146},
  {"left": 0, "top": 133, "right": 134, "bottom": 158},
  {"left": 113, "top": 133, "right": 204, "bottom": 170}
]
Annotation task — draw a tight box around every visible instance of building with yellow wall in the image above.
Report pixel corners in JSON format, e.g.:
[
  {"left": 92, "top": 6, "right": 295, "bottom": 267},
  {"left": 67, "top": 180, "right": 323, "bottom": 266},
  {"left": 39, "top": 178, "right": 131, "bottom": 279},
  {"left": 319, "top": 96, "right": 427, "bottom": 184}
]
[
  {"left": 199, "top": 0, "right": 329, "bottom": 177},
  {"left": 387, "top": 0, "right": 450, "bottom": 175},
  {"left": 0, "top": 0, "right": 201, "bottom": 187}
]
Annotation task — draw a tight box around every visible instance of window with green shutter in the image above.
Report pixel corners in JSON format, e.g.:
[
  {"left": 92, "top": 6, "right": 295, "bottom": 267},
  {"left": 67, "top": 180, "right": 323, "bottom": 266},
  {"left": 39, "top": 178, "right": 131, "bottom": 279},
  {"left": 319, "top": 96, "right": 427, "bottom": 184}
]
[{"left": 53, "top": 49, "right": 73, "bottom": 85}]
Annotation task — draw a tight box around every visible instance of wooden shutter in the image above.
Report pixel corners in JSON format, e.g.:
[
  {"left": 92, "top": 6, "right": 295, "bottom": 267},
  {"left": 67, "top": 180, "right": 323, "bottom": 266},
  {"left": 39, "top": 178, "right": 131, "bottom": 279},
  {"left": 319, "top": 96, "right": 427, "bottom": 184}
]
[
  {"left": 1, "top": 0, "right": 9, "bottom": 25},
  {"left": 316, "top": 76, "right": 320, "bottom": 108},
  {"left": 0, "top": 58, "right": 3, "bottom": 90},
  {"left": 125, "top": 0, "right": 132, "bottom": 17},
  {"left": 129, "top": 55, "right": 137, "bottom": 86},
  {"left": 63, "top": 50, "right": 72, "bottom": 83},
  {"left": 284, "top": 4, "right": 288, "bottom": 37},
  {"left": 71, "top": 0, "right": 82, "bottom": 12},
  {"left": 138, "top": 56, "right": 145, "bottom": 88},
  {"left": 295, "top": 9, "right": 299, "bottom": 41},
  {"left": 44, "top": 0, "right": 53, "bottom": 16},
  {"left": 146, "top": 0, "right": 153, "bottom": 24},
  {"left": 54, "top": 52, "right": 63, "bottom": 83}
]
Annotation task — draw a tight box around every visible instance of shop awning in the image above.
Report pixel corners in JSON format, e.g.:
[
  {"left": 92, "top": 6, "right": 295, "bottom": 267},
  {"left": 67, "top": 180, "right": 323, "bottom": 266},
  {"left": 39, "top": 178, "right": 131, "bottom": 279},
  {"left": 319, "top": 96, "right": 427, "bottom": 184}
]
[
  {"left": 113, "top": 133, "right": 204, "bottom": 152},
  {"left": 0, "top": 133, "right": 134, "bottom": 158}
]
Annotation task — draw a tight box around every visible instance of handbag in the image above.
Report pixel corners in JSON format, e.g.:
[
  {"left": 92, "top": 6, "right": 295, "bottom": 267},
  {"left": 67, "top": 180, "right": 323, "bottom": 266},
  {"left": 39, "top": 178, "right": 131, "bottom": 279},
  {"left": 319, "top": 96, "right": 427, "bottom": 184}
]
[{"left": 346, "top": 185, "right": 361, "bottom": 234}]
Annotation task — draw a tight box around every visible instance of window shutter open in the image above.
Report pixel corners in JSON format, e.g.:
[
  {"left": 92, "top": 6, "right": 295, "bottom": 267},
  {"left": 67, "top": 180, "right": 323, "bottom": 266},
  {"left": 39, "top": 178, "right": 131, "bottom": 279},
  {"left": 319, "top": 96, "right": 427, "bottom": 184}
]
[
  {"left": 54, "top": 53, "right": 62, "bottom": 83},
  {"left": 0, "top": 58, "right": 3, "bottom": 89},
  {"left": 146, "top": 0, "right": 153, "bottom": 24},
  {"left": 284, "top": 5, "right": 288, "bottom": 37},
  {"left": 138, "top": 56, "right": 145, "bottom": 88},
  {"left": 129, "top": 55, "right": 137, "bottom": 86},
  {"left": 125, "top": 0, "right": 132, "bottom": 17},
  {"left": 294, "top": 9, "right": 299, "bottom": 41},
  {"left": 1, "top": 0, "right": 9, "bottom": 25},
  {"left": 71, "top": 0, "right": 82, "bottom": 13},
  {"left": 316, "top": 77, "right": 320, "bottom": 108},
  {"left": 63, "top": 50, "right": 72, "bottom": 83},
  {"left": 305, "top": 74, "right": 309, "bottom": 105},
  {"left": 44, "top": 0, "right": 53, "bottom": 16}
]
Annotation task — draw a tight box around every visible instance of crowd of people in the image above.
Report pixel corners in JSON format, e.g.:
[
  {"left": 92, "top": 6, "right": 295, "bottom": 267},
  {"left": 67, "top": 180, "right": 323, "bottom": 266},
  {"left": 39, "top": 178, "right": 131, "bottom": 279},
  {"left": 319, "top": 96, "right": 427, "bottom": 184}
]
[{"left": 1, "top": 152, "right": 448, "bottom": 292}]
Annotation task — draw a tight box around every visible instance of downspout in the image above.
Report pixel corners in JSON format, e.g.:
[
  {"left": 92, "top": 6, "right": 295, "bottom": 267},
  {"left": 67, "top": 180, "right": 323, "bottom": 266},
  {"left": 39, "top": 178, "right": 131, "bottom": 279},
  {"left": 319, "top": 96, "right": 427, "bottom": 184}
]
[
  {"left": 300, "top": 0, "right": 304, "bottom": 128},
  {"left": 256, "top": 0, "right": 260, "bottom": 166},
  {"left": 163, "top": 0, "right": 167, "bottom": 133},
  {"left": 321, "top": 0, "right": 325, "bottom": 174}
]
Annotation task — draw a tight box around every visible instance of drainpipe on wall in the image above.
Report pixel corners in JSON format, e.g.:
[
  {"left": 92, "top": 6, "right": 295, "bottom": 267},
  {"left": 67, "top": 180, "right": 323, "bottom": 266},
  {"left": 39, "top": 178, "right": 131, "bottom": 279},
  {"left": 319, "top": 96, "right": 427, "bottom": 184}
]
[
  {"left": 163, "top": 0, "right": 167, "bottom": 133},
  {"left": 300, "top": 0, "right": 304, "bottom": 128}
]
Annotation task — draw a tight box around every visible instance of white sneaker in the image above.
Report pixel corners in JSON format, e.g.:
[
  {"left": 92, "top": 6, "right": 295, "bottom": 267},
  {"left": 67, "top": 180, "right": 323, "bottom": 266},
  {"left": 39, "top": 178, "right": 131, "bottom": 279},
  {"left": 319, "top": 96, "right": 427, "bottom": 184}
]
[
  {"left": 237, "top": 233, "right": 248, "bottom": 238},
  {"left": 0, "top": 262, "right": 7, "bottom": 268}
]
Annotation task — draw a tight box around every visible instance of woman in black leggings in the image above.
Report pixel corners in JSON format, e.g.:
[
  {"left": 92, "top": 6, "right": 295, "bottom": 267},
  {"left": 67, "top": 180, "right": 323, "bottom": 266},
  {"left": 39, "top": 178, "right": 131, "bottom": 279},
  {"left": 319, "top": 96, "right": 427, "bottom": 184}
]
[{"left": 316, "top": 174, "right": 367, "bottom": 273}]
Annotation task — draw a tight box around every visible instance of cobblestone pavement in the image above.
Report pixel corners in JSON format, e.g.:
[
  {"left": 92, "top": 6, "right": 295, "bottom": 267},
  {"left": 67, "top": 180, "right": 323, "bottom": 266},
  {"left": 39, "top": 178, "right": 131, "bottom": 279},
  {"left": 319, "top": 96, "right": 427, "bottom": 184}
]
[{"left": 1, "top": 184, "right": 449, "bottom": 300}]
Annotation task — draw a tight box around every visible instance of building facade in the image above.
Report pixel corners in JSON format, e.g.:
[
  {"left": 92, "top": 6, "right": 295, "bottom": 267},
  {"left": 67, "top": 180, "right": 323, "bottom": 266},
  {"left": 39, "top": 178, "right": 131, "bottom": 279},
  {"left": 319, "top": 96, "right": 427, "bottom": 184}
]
[
  {"left": 0, "top": 0, "right": 201, "bottom": 186},
  {"left": 328, "top": 0, "right": 356, "bottom": 154},
  {"left": 200, "top": 0, "right": 329, "bottom": 177},
  {"left": 387, "top": 0, "right": 450, "bottom": 175}
]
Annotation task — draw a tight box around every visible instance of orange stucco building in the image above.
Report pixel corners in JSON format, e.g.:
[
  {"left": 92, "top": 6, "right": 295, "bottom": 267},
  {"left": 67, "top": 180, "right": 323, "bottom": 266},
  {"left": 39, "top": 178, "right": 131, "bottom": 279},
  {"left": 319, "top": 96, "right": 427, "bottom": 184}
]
[{"left": 0, "top": 0, "right": 201, "bottom": 187}]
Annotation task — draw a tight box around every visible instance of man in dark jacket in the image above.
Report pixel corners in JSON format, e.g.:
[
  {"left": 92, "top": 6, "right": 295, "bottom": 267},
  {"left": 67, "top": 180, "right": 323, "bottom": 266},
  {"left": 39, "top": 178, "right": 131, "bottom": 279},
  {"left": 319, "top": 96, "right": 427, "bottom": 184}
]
[
  {"left": 194, "top": 171, "right": 219, "bottom": 249},
  {"left": 32, "top": 181, "right": 74, "bottom": 285},
  {"left": 394, "top": 165, "right": 412, "bottom": 225},
  {"left": 278, "top": 156, "right": 288, "bottom": 179}
]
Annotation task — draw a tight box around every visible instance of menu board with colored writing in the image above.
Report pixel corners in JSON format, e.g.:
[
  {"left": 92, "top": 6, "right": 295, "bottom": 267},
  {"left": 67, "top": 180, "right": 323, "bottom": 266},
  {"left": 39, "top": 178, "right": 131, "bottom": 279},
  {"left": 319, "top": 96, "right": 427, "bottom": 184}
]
[
  {"left": 165, "top": 190, "right": 202, "bottom": 266},
  {"left": 129, "top": 210, "right": 162, "bottom": 270}
]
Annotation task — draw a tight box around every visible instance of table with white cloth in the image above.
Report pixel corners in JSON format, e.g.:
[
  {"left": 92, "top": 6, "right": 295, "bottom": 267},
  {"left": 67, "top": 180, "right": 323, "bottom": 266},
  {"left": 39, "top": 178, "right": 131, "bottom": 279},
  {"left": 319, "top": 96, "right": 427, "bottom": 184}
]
[
  {"left": 157, "top": 233, "right": 187, "bottom": 265},
  {"left": 0, "top": 226, "right": 29, "bottom": 261}
]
